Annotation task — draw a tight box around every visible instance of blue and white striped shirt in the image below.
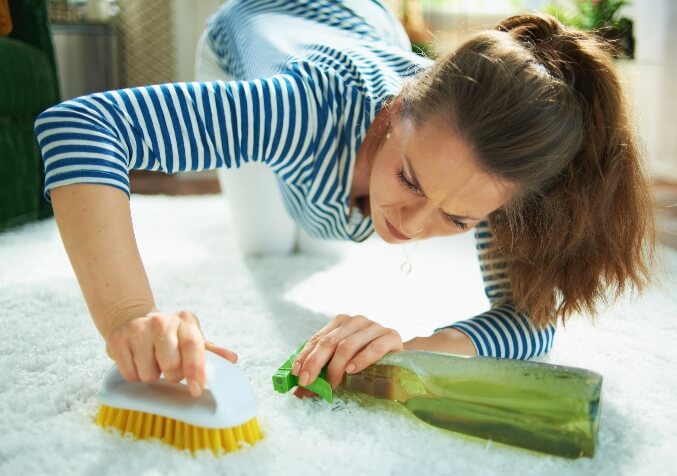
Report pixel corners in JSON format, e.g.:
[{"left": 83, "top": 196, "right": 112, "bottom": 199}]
[{"left": 34, "top": 0, "right": 555, "bottom": 359}]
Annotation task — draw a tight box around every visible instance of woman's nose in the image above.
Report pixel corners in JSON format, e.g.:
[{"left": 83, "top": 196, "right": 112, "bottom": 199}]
[{"left": 395, "top": 205, "right": 434, "bottom": 237}]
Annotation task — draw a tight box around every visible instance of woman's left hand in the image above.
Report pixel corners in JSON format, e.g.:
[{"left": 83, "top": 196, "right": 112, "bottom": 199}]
[{"left": 291, "top": 314, "right": 403, "bottom": 399}]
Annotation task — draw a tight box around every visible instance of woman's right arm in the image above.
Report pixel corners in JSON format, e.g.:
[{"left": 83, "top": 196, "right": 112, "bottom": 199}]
[
  {"left": 51, "top": 183, "right": 155, "bottom": 340},
  {"left": 50, "top": 183, "right": 224, "bottom": 397},
  {"left": 35, "top": 62, "right": 332, "bottom": 389}
]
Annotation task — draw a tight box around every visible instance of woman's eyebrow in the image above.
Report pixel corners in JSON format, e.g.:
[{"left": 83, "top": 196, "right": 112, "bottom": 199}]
[{"left": 402, "top": 154, "right": 481, "bottom": 221}]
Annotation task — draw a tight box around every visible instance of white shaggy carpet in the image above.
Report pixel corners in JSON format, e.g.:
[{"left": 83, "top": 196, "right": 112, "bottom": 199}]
[{"left": 1, "top": 194, "right": 676, "bottom": 476}]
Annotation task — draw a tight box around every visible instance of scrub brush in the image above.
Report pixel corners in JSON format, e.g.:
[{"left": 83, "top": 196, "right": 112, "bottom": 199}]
[{"left": 96, "top": 351, "right": 263, "bottom": 455}]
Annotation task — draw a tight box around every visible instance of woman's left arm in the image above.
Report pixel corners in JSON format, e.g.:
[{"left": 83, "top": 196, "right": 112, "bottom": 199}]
[
  {"left": 403, "top": 301, "right": 556, "bottom": 358},
  {"left": 293, "top": 221, "right": 555, "bottom": 396},
  {"left": 426, "top": 220, "right": 556, "bottom": 359}
]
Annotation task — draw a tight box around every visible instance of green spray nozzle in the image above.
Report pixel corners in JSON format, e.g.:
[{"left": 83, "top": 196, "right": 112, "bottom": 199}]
[{"left": 272, "top": 342, "right": 333, "bottom": 402}]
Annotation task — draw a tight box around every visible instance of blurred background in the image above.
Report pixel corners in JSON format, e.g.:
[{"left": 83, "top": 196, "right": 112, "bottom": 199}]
[{"left": 1, "top": 0, "right": 674, "bottom": 247}]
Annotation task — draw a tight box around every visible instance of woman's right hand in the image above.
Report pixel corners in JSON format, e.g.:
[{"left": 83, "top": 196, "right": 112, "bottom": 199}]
[{"left": 104, "top": 309, "right": 238, "bottom": 397}]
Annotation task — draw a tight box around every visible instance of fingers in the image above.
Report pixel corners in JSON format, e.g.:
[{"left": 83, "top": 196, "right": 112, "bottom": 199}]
[
  {"left": 149, "top": 313, "right": 182, "bottom": 382},
  {"left": 291, "top": 317, "right": 345, "bottom": 375},
  {"left": 107, "top": 330, "right": 139, "bottom": 382},
  {"left": 129, "top": 316, "right": 162, "bottom": 383},
  {"left": 104, "top": 310, "right": 238, "bottom": 399},
  {"left": 206, "top": 340, "right": 238, "bottom": 364},
  {"left": 294, "top": 315, "right": 404, "bottom": 391},
  {"left": 177, "top": 310, "right": 206, "bottom": 397},
  {"left": 292, "top": 314, "right": 360, "bottom": 385},
  {"left": 293, "top": 387, "right": 319, "bottom": 399},
  {"left": 324, "top": 324, "right": 385, "bottom": 389},
  {"left": 345, "top": 329, "right": 403, "bottom": 375}
]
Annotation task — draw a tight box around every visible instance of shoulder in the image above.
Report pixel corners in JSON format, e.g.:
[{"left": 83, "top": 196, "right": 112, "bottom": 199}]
[
  {"left": 283, "top": 60, "right": 351, "bottom": 95},
  {"left": 291, "top": 46, "right": 430, "bottom": 99},
  {"left": 280, "top": 60, "right": 374, "bottom": 121}
]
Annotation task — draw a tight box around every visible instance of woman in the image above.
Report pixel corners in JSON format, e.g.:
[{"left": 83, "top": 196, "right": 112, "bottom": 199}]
[{"left": 34, "top": 1, "right": 654, "bottom": 398}]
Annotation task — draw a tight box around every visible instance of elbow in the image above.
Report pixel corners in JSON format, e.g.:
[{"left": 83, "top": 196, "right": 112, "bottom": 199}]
[{"left": 451, "top": 304, "right": 557, "bottom": 360}]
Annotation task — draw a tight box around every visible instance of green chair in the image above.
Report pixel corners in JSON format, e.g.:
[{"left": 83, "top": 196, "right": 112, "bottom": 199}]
[{"left": 0, "top": 0, "right": 60, "bottom": 231}]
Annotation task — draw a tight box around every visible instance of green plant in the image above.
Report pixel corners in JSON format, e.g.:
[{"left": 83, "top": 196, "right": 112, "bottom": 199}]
[{"left": 545, "top": 0, "right": 631, "bottom": 30}]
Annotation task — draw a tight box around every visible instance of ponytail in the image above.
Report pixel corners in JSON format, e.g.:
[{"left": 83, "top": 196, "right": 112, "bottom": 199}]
[{"left": 496, "top": 14, "right": 655, "bottom": 325}]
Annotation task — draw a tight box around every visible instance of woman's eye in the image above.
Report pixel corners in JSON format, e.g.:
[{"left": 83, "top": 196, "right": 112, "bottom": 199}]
[
  {"left": 445, "top": 215, "right": 469, "bottom": 230},
  {"left": 397, "top": 167, "right": 469, "bottom": 231},
  {"left": 396, "top": 168, "right": 421, "bottom": 193}
]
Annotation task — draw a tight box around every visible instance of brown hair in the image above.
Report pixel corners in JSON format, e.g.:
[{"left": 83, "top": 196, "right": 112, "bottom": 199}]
[{"left": 399, "top": 13, "right": 656, "bottom": 327}]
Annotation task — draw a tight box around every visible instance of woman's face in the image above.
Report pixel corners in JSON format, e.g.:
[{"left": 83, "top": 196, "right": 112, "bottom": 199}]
[{"left": 369, "top": 113, "right": 517, "bottom": 243}]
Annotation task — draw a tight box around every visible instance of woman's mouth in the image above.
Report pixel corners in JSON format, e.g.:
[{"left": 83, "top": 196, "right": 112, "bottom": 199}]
[{"left": 385, "top": 219, "right": 412, "bottom": 241}]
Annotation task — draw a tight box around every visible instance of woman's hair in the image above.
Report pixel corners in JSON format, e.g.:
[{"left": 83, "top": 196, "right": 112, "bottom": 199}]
[{"left": 398, "top": 13, "right": 656, "bottom": 327}]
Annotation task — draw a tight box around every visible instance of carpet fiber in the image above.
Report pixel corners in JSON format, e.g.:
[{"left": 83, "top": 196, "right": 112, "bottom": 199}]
[{"left": 1, "top": 194, "right": 675, "bottom": 475}]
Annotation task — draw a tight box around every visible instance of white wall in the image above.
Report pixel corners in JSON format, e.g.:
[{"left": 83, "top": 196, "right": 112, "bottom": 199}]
[
  {"left": 618, "top": 0, "right": 676, "bottom": 181},
  {"left": 171, "top": 0, "right": 224, "bottom": 82},
  {"left": 657, "top": 1, "right": 677, "bottom": 181}
]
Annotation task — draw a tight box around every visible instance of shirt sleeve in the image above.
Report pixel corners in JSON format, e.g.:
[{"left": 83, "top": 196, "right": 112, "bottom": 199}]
[
  {"left": 435, "top": 220, "right": 556, "bottom": 359},
  {"left": 34, "top": 61, "right": 330, "bottom": 203}
]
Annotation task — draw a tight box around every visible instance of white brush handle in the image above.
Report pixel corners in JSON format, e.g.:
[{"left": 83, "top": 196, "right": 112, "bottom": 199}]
[{"left": 98, "top": 351, "right": 258, "bottom": 429}]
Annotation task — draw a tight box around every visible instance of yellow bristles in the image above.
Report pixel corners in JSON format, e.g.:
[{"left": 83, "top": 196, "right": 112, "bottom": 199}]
[{"left": 95, "top": 404, "right": 264, "bottom": 455}]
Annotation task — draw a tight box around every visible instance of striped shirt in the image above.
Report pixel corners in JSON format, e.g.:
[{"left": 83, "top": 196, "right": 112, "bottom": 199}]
[{"left": 34, "top": 0, "right": 555, "bottom": 359}]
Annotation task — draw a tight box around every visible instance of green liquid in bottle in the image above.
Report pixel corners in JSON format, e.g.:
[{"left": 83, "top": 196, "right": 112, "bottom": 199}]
[{"left": 342, "top": 351, "right": 601, "bottom": 458}]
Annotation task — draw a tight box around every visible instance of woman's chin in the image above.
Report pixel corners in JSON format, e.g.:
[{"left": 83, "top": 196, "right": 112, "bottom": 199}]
[{"left": 373, "top": 222, "right": 403, "bottom": 244}]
